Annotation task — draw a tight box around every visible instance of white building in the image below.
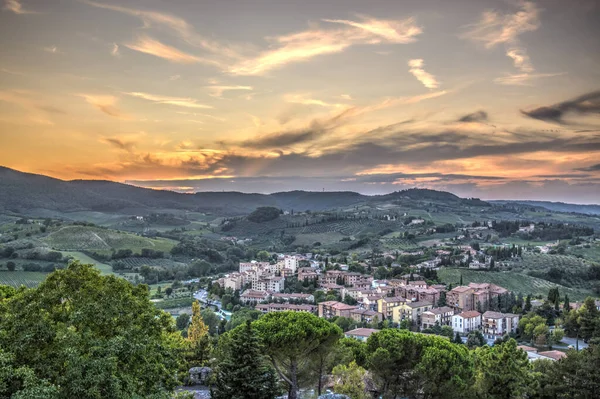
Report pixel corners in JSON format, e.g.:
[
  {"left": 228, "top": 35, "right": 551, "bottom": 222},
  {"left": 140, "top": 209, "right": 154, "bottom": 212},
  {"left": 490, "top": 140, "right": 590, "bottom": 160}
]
[
  {"left": 482, "top": 311, "right": 520, "bottom": 339},
  {"left": 452, "top": 311, "right": 482, "bottom": 334}
]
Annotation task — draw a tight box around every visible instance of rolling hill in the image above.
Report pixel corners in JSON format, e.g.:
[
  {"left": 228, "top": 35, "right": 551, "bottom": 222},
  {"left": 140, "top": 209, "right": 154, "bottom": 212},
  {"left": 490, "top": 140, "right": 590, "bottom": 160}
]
[{"left": 0, "top": 166, "right": 490, "bottom": 216}]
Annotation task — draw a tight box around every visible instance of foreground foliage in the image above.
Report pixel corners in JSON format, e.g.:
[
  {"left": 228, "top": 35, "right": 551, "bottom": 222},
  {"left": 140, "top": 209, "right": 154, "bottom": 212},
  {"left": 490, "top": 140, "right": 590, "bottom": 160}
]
[{"left": 0, "top": 262, "right": 183, "bottom": 399}]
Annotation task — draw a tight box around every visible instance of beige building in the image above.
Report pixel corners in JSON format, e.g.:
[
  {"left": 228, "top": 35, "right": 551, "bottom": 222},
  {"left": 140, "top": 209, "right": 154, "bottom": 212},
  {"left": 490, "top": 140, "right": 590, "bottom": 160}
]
[
  {"left": 392, "top": 301, "right": 433, "bottom": 325},
  {"left": 421, "top": 306, "right": 455, "bottom": 329},
  {"left": 318, "top": 301, "right": 358, "bottom": 318},
  {"left": 377, "top": 296, "right": 407, "bottom": 320}
]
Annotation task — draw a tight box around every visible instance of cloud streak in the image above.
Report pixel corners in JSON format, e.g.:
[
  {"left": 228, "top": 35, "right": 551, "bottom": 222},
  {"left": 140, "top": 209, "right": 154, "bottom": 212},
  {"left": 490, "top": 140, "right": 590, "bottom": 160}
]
[
  {"left": 79, "top": 94, "right": 125, "bottom": 118},
  {"left": 3, "top": 0, "right": 35, "bottom": 14},
  {"left": 207, "top": 85, "right": 253, "bottom": 98},
  {"left": 458, "top": 110, "right": 488, "bottom": 123},
  {"left": 408, "top": 59, "right": 439, "bottom": 89},
  {"left": 461, "top": 1, "right": 559, "bottom": 85},
  {"left": 124, "top": 36, "right": 213, "bottom": 64},
  {"left": 521, "top": 90, "right": 600, "bottom": 124},
  {"left": 229, "top": 16, "right": 421, "bottom": 75},
  {"left": 124, "top": 91, "right": 213, "bottom": 109}
]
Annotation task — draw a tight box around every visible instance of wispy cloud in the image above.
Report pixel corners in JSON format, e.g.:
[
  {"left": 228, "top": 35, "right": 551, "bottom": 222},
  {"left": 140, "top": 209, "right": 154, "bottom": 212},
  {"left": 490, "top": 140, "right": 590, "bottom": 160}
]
[
  {"left": 229, "top": 15, "right": 421, "bottom": 75},
  {"left": 124, "top": 91, "right": 213, "bottom": 109},
  {"left": 44, "top": 46, "right": 61, "bottom": 54},
  {"left": 124, "top": 36, "right": 212, "bottom": 64},
  {"left": 408, "top": 59, "right": 439, "bottom": 89},
  {"left": 176, "top": 111, "right": 225, "bottom": 122},
  {"left": 0, "top": 68, "right": 26, "bottom": 76},
  {"left": 494, "top": 72, "right": 565, "bottom": 86},
  {"left": 206, "top": 85, "right": 253, "bottom": 98},
  {"left": 103, "top": 137, "right": 135, "bottom": 152},
  {"left": 3, "top": 0, "right": 35, "bottom": 14},
  {"left": 79, "top": 94, "right": 125, "bottom": 118},
  {"left": 81, "top": 0, "right": 241, "bottom": 59},
  {"left": 169, "top": 74, "right": 181, "bottom": 81},
  {"left": 458, "top": 110, "right": 488, "bottom": 123},
  {"left": 322, "top": 16, "right": 422, "bottom": 43},
  {"left": 340, "top": 94, "right": 352, "bottom": 100},
  {"left": 461, "top": 1, "right": 555, "bottom": 85},
  {"left": 0, "top": 89, "right": 63, "bottom": 124},
  {"left": 111, "top": 43, "right": 120, "bottom": 57},
  {"left": 284, "top": 93, "right": 344, "bottom": 108},
  {"left": 521, "top": 90, "right": 600, "bottom": 124}
]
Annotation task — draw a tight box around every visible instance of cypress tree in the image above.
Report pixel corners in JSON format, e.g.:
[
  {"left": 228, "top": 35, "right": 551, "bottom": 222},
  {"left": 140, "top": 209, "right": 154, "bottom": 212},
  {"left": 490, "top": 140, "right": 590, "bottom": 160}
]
[
  {"left": 211, "top": 321, "right": 280, "bottom": 399},
  {"left": 564, "top": 295, "right": 570, "bottom": 312}
]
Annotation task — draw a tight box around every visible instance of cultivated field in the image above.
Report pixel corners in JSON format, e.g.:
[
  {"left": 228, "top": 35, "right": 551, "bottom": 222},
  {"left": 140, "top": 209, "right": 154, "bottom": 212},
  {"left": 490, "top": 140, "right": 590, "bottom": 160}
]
[
  {"left": 438, "top": 268, "right": 593, "bottom": 301},
  {"left": 0, "top": 271, "right": 48, "bottom": 288},
  {"left": 44, "top": 226, "right": 176, "bottom": 256}
]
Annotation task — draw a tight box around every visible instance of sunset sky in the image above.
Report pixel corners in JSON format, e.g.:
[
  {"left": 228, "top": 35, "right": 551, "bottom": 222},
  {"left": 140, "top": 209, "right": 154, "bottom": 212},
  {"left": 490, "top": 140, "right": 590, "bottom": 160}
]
[{"left": 1, "top": 0, "right": 599, "bottom": 203}]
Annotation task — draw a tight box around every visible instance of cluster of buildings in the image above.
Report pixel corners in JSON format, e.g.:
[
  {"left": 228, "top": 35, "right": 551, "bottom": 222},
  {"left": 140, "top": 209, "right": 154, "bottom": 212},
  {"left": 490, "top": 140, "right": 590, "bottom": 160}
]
[
  {"left": 214, "top": 254, "right": 523, "bottom": 341},
  {"left": 216, "top": 256, "right": 302, "bottom": 294}
]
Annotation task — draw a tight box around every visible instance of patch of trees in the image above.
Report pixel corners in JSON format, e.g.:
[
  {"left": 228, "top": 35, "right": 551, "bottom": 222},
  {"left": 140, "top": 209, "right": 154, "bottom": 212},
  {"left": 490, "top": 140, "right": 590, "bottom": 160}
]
[
  {"left": 491, "top": 220, "right": 522, "bottom": 237},
  {"left": 525, "top": 223, "right": 594, "bottom": 241},
  {"left": 485, "top": 244, "right": 522, "bottom": 261},
  {"left": 436, "top": 223, "right": 456, "bottom": 233},
  {"left": 247, "top": 207, "right": 282, "bottom": 223}
]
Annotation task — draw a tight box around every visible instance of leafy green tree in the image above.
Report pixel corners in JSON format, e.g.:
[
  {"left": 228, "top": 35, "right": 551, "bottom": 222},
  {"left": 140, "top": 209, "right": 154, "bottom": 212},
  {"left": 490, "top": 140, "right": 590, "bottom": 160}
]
[
  {"left": 225, "top": 308, "right": 262, "bottom": 331},
  {"left": 176, "top": 313, "right": 190, "bottom": 331},
  {"left": 466, "top": 330, "right": 486, "bottom": 348},
  {"left": 453, "top": 332, "right": 463, "bottom": 344},
  {"left": 253, "top": 311, "right": 342, "bottom": 399},
  {"left": 367, "top": 329, "right": 473, "bottom": 399},
  {"left": 577, "top": 297, "right": 600, "bottom": 342},
  {"left": 331, "top": 361, "right": 368, "bottom": 399},
  {"left": 0, "top": 349, "right": 59, "bottom": 399},
  {"left": 257, "top": 250, "right": 270, "bottom": 261},
  {"left": 0, "top": 262, "right": 184, "bottom": 398},
  {"left": 6, "top": 261, "right": 15, "bottom": 272},
  {"left": 211, "top": 321, "right": 280, "bottom": 399},
  {"left": 518, "top": 313, "right": 547, "bottom": 343},
  {"left": 201, "top": 308, "right": 221, "bottom": 335},
  {"left": 186, "top": 301, "right": 211, "bottom": 367},
  {"left": 534, "top": 342, "right": 600, "bottom": 399},
  {"left": 473, "top": 339, "right": 536, "bottom": 399}
]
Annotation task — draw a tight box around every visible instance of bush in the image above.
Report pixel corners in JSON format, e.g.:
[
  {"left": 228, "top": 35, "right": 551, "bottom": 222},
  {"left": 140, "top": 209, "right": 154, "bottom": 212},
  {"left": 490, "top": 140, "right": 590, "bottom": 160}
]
[{"left": 247, "top": 207, "right": 281, "bottom": 223}]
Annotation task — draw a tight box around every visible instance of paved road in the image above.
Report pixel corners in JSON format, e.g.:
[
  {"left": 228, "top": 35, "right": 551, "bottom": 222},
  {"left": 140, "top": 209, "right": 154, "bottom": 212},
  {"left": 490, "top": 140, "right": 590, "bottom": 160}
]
[{"left": 560, "top": 336, "right": 588, "bottom": 350}]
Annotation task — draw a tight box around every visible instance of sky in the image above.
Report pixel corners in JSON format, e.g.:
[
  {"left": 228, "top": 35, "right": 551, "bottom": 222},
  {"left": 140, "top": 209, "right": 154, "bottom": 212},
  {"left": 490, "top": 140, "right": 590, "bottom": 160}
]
[{"left": 1, "top": 0, "right": 600, "bottom": 203}]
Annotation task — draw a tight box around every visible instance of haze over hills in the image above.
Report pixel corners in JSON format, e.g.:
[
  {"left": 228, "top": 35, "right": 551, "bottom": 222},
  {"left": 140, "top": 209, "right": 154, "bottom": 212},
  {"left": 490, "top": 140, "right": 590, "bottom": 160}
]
[
  {"left": 0, "top": 166, "right": 488, "bottom": 215},
  {"left": 3, "top": 166, "right": 600, "bottom": 217}
]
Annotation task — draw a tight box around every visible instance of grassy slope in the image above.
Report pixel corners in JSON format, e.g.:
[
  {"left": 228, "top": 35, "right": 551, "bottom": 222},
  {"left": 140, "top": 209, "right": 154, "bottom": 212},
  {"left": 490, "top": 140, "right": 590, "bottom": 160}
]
[
  {"left": 44, "top": 225, "right": 176, "bottom": 256},
  {"left": 61, "top": 251, "right": 113, "bottom": 274},
  {"left": 438, "top": 268, "right": 594, "bottom": 301}
]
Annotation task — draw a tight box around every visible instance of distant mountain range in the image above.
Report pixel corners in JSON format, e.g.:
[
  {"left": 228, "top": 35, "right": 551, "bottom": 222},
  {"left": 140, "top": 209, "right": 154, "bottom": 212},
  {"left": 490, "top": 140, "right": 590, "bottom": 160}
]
[
  {"left": 491, "top": 200, "right": 600, "bottom": 216},
  {"left": 0, "top": 166, "right": 491, "bottom": 216}
]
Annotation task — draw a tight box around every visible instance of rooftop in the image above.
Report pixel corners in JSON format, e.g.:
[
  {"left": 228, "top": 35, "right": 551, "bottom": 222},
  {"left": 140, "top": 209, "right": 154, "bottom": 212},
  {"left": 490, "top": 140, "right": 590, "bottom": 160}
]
[{"left": 345, "top": 328, "right": 380, "bottom": 338}]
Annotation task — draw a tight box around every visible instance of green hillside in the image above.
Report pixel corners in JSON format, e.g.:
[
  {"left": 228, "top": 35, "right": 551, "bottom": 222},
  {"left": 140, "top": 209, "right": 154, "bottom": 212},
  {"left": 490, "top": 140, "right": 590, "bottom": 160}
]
[
  {"left": 44, "top": 225, "right": 176, "bottom": 256},
  {"left": 438, "top": 268, "right": 594, "bottom": 301}
]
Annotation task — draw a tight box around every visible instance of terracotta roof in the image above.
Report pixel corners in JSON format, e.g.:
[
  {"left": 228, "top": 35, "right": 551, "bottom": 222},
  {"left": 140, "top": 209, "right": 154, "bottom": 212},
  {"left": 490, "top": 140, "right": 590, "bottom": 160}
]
[
  {"left": 430, "top": 306, "right": 454, "bottom": 315},
  {"left": 482, "top": 311, "right": 505, "bottom": 319},
  {"left": 406, "top": 301, "right": 432, "bottom": 308},
  {"left": 517, "top": 345, "right": 538, "bottom": 353},
  {"left": 539, "top": 350, "right": 567, "bottom": 361},
  {"left": 451, "top": 286, "right": 472, "bottom": 293},
  {"left": 345, "top": 328, "right": 380, "bottom": 338},
  {"left": 457, "top": 311, "right": 481, "bottom": 319}
]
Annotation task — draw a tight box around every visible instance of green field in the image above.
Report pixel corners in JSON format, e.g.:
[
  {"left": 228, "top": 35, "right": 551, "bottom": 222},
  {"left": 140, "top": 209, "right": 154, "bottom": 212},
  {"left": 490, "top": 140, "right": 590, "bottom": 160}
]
[
  {"left": 438, "top": 268, "right": 594, "bottom": 301},
  {"left": 0, "top": 271, "right": 48, "bottom": 287},
  {"left": 44, "top": 225, "right": 176, "bottom": 256},
  {"left": 61, "top": 251, "right": 113, "bottom": 274}
]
